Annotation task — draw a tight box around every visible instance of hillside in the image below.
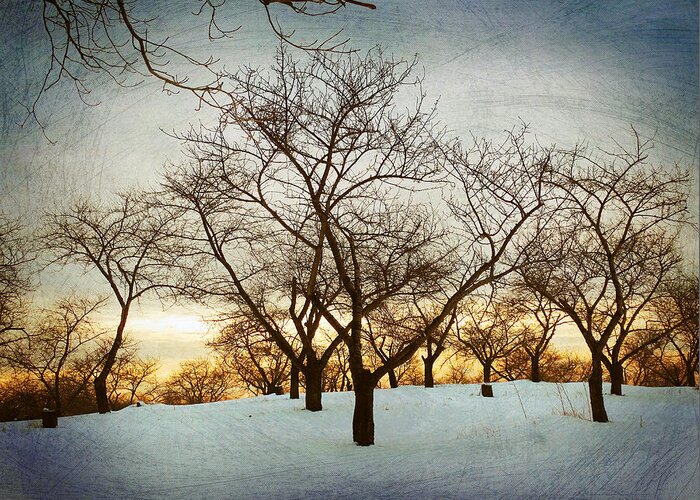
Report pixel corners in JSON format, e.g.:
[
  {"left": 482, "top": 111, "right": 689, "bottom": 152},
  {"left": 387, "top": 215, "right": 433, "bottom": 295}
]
[{"left": 1, "top": 382, "right": 698, "bottom": 499}]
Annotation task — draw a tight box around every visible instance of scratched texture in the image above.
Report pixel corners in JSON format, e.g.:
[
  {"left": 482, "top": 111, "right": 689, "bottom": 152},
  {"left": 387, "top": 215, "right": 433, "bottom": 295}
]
[{"left": 0, "top": 0, "right": 697, "bottom": 371}]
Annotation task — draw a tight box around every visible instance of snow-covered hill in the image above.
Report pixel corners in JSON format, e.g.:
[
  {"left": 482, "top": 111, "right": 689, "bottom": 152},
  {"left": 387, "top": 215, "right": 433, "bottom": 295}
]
[{"left": 1, "top": 382, "right": 697, "bottom": 499}]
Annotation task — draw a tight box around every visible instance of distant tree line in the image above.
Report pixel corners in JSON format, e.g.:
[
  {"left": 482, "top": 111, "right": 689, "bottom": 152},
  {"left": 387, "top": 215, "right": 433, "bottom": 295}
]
[{"left": 0, "top": 46, "right": 696, "bottom": 446}]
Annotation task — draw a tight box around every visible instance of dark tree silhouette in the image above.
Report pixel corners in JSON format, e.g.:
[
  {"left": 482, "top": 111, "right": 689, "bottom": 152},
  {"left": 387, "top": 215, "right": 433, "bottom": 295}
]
[
  {"left": 601, "top": 231, "right": 681, "bottom": 395},
  {"left": 516, "top": 289, "right": 565, "bottom": 382},
  {"left": 521, "top": 130, "right": 689, "bottom": 422},
  {"left": 643, "top": 270, "right": 699, "bottom": 387},
  {"left": 322, "top": 342, "right": 353, "bottom": 392},
  {"left": 160, "top": 357, "right": 235, "bottom": 404},
  {"left": 42, "top": 192, "right": 184, "bottom": 413},
  {"left": 412, "top": 298, "right": 457, "bottom": 388},
  {"left": 0, "top": 216, "right": 34, "bottom": 351},
  {"left": 2, "top": 295, "right": 107, "bottom": 416},
  {"left": 29, "top": 0, "right": 377, "bottom": 134},
  {"left": 165, "top": 48, "right": 451, "bottom": 445},
  {"left": 453, "top": 292, "right": 525, "bottom": 388},
  {"left": 210, "top": 316, "right": 291, "bottom": 396},
  {"left": 104, "top": 337, "right": 161, "bottom": 407}
]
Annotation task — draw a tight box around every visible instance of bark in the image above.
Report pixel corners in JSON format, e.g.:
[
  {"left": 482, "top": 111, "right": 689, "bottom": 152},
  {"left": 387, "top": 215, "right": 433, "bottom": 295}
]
[
  {"left": 54, "top": 392, "right": 62, "bottom": 417},
  {"left": 423, "top": 357, "right": 435, "bottom": 388},
  {"left": 352, "top": 368, "right": 375, "bottom": 446},
  {"left": 530, "top": 355, "right": 541, "bottom": 383},
  {"left": 609, "top": 361, "right": 624, "bottom": 396},
  {"left": 686, "top": 363, "right": 697, "bottom": 387},
  {"left": 42, "top": 409, "right": 58, "bottom": 428},
  {"left": 94, "top": 376, "right": 110, "bottom": 414},
  {"left": 304, "top": 360, "right": 323, "bottom": 411},
  {"left": 483, "top": 363, "right": 492, "bottom": 384},
  {"left": 95, "top": 307, "right": 128, "bottom": 413},
  {"left": 387, "top": 369, "right": 398, "bottom": 389},
  {"left": 290, "top": 364, "right": 300, "bottom": 399},
  {"left": 51, "top": 376, "right": 63, "bottom": 417},
  {"left": 589, "top": 352, "right": 609, "bottom": 422}
]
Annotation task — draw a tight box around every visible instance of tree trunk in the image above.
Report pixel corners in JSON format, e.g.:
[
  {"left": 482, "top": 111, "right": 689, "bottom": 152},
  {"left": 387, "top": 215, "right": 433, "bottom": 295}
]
[
  {"left": 423, "top": 357, "right": 435, "bottom": 388},
  {"left": 95, "top": 308, "right": 128, "bottom": 414},
  {"left": 290, "top": 364, "right": 300, "bottom": 400},
  {"left": 352, "top": 368, "right": 375, "bottom": 446},
  {"left": 530, "top": 355, "right": 541, "bottom": 383},
  {"left": 588, "top": 353, "right": 609, "bottom": 423},
  {"left": 387, "top": 369, "right": 398, "bottom": 389},
  {"left": 685, "top": 364, "right": 697, "bottom": 387},
  {"left": 609, "top": 361, "right": 624, "bottom": 396},
  {"left": 52, "top": 376, "right": 63, "bottom": 417},
  {"left": 304, "top": 361, "right": 323, "bottom": 412},
  {"left": 94, "top": 376, "right": 110, "bottom": 414},
  {"left": 483, "top": 363, "right": 492, "bottom": 384}
]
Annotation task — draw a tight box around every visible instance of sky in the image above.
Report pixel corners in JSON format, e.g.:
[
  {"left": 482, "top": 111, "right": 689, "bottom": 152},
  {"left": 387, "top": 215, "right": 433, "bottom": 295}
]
[{"left": 0, "top": 0, "right": 698, "bottom": 373}]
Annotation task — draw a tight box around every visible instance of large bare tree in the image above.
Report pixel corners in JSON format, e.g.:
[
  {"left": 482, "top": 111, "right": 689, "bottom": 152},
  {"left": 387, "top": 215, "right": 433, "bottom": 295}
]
[
  {"left": 521, "top": 130, "right": 689, "bottom": 422},
  {"left": 163, "top": 47, "right": 450, "bottom": 444}
]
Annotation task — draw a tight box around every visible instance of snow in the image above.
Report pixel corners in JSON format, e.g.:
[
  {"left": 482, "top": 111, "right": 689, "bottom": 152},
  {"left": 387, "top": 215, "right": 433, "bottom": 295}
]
[{"left": 1, "top": 382, "right": 698, "bottom": 499}]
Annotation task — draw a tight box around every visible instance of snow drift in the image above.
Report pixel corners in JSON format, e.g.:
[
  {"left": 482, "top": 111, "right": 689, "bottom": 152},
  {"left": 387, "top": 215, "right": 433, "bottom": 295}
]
[{"left": 1, "top": 382, "right": 697, "bottom": 499}]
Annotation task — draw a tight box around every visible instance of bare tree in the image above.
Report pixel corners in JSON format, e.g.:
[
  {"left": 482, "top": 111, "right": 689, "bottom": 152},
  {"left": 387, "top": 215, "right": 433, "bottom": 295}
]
[
  {"left": 601, "top": 231, "right": 682, "bottom": 394},
  {"left": 322, "top": 342, "right": 352, "bottom": 392},
  {"left": 516, "top": 289, "right": 565, "bottom": 382},
  {"left": 105, "top": 337, "right": 161, "bottom": 407},
  {"left": 162, "top": 46, "right": 443, "bottom": 428},
  {"left": 29, "top": 0, "right": 377, "bottom": 134},
  {"left": 497, "top": 347, "right": 590, "bottom": 383},
  {"left": 163, "top": 157, "right": 345, "bottom": 411},
  {"left": 42, "top": 191, "right": 183, "bottom": 413},
  {"left": 0, "top": 374, "right": 46, "bottom": 421},
  {"left": 210, "top": 316, "right": 291, "bottom": 396},
  {"left": 643, "top": 270, "right": 699, "bottom": 387},
  {"left": 160, "top": 357, "right": 235, "bottom": 404},
  {"left": 0, "top": 216, "right": 34, "bottom": 351},
  {"left": 402, "top": 125, "right": 554, "bottom": 396},
  {"left": 453, "top": 293, "right": 525, "bottom": 388},
  {"left": 521, "top": 130, "right": 689, "bottom": 421},
  {"left": 415, "top": 299, "right": 457, "bottom": 388},
  {"left": 3, "top": 295, "right": 107, "bottom": 416},
  {"left": 437, "top": 352, "right": 479, "bottom": 385},
  {"left": 365, "top": 303, "right": 423, "bottom": 388},
  {"left": 165, "top": 46, "right": 550, "bottom": 445}
]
